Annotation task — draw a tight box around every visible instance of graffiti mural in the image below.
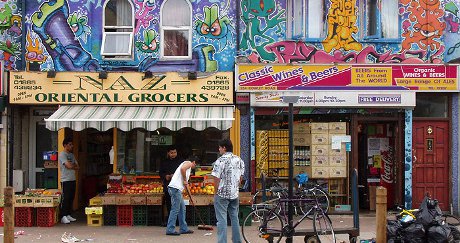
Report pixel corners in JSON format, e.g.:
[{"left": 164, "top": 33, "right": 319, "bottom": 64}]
[
  {"left": 322, "top": 0, "right": 362, "bottom": 53},
  {"left": 0, "top": 1, "right": 21, "bottom": 70},
  {"left": 239, "top": 0, "right": 285, "bottom": 61}
]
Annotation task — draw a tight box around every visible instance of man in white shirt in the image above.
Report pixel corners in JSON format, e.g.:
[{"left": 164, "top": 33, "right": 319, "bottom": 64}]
[
  {"left": 211, "top": 139, "right": 245, "bottom": 243},
  {"left": 165, "top": 156, "right": 198, "bottom": 236}
]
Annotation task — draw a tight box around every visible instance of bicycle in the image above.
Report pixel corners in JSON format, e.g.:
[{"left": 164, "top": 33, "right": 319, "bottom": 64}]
[{"left": 242, "top": 195, "right": 336, "bottom": 243}]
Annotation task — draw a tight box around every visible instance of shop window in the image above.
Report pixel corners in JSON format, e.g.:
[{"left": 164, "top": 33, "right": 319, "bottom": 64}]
[
  {"left": 364, "top": 0, "right": 399, "bottom": 40},
  {"left": 160, "top": 0, "right": 192, "bottom": 60},
  {"left": 101, "top": 0, "right": 134, "bottom": 59},
  {"left": 413, "top": 95, "right": 448, "bottom": 118},
  {"left": 287, "top": 0, "right": 326, "bottom": 40}
]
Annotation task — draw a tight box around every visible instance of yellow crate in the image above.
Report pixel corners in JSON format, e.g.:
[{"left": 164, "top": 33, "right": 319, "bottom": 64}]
[
  {"left": 85, "top": 207, "right": 103, "bottom": 215},
  {"left": 87, "top": 214, "right": 103, "bottom": 226},
  {"left": 89, "top": 197, "right": 103, "bottom": 206}
]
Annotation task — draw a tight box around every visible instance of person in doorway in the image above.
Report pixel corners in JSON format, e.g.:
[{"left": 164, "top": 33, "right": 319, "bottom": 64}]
[
  {"left": 211, "top": 139, "right": 245, "bottom": 243},
  {"left": 165, "top": 156, "right": 198, "bottom": 236},
  {"left": 159, "top": 145, "right": 183, "bottom": 226},
  {"left": 59, "top": 137, "right": 79, "bottom": 224}
]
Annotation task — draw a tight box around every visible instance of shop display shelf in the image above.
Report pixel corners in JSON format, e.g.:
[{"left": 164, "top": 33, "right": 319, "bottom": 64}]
[
  {"left": 146, "top": 205, "right": 162, "bottom": 226},
  {"left": 89, "top": 197, "right": 103, "bottom": 206},
  {"left": 103, "top": 205, "right": 117, "bottom": 226},
  {"left": 117, "top": 205, "right": 133, "bottom": 226},
  {"left": 15, "top": 207, "right": 35, "bottom": 227},
  {"left": 133, "top": 205, "right": 147, "bottom": 226},
  {"left": 36, "top": 207, "right": 56, "bottom": 227},
  {"left": 87, "top": 214, "right": 103, "bottom": 226}
]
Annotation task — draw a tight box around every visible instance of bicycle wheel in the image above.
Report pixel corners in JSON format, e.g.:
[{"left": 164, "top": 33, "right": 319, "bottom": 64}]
[
  {"left": 442, "top": 214, "right": 460, "bottom": 226},
  {"left": 242, "top": 208, "right": 284, "bottom": 243},
  {"left": 300, "top": 188, "right": 330, "bottom": 219},
  {"left": 313, "top": 211, "right": 336, "bottom": 243},
  {"left": 252, "top": 190, "right": 282, "bottom": 219}
]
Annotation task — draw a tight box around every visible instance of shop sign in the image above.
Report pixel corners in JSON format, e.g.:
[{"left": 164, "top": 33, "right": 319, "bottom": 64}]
[
  {"left": 148, "top": 135, "right": 172, "bottom": 145},
  {"left": 250, "top": 91, "right": 415, "bottom": 108},
  {"left": 236, "top": 64, "right": 458, "bottom": 92},
  {"left": 9, "top": 72, "right": 233, "bottom": 105}
]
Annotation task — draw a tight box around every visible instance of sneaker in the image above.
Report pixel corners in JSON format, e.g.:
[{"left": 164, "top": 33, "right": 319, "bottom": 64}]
[
  {"left": 66, "top": 215, "right": 76, "bottom": 222},
  {"left": 61, "top": 216, "right": 70, "bottom": 224}
]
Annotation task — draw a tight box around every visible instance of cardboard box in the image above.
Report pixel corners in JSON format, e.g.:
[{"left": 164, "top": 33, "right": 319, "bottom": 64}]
[
  {"left": 329, "top": 155, "right": 347, "bottom": 167},
  {"left": 188, "top": 194, "right": 213, "bottom": 205},
  {"left": 329, "top": 144, "right": 347, "bottom": 156},
  {"left": 329, "top": 167, "right": 347, "bottom": 178},
  {"left": 14, "top": 196, "right": 35, "bottom": 207},
  {"left": 310, "top": 167, "right": 329, "bottom": 178},
  {"left": 293, "top": 123, "right": 311, "bottom": 133},
  {"left": 239, "top": 192, "right": 253, "bottom": 205},
  {"left": 44, "top": 160, "right": 58, "bottom": 168},
  {"left": 310, "top": 123, "right": 329, "bottom": 133},
  {"left": 101, "top": 194, "right": 117, "bottom": 205},
  {"left": 116, "top": 195, "right": 131, "bottom": 205},
  {"left": 294, "top": 165, "right": 309, "bottom": 177},
  {"left": 329, "top": 122, "right": 347, "bottom": 134},
  {"left": 369, "top": 186, "right": 376, "bottom": 211},
  {"left": 311, "top": 156, "right": 329, "bottom": 167},
  {"left": 130, "top": 195, "right": 146, "bottom": 205},
  {"left": 311, "top": 145, "right": 329, "bottom": 156},
  {"left": 146, "top": 194, "right": 163, "bottom": 205},
  {"left": 34, "top": 196, "right": 60, "bottom": 207},
  {"left": 293, "top": 133, "right": 311, "bottom": 146},
  {"left": 311, "top": 133, "right": 329, "bottom": 145},
  {"left": 335, "top": 204, "right": 351, "bottom": 211}
]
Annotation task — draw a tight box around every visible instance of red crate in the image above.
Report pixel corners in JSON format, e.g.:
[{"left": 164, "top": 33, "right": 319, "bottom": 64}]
[
  {"left": 36, "top": 207, "right": 56, "bottom": 227},
  {"left": 15, "top": 207, "right": 34, "bottom": 227},
  {"left": 117, "top": 205, "right": 133, "bottom": 226},
  {"left": 0, "top": 207, "right": 3, "bottom": 227}
]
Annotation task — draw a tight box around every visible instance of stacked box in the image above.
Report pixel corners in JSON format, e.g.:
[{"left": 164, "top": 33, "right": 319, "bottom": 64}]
[
  {"left": 103, "top": 205, "right": 117, "bottom": 226},
  {"left": 87, "top": 214, "right": 103, "bottom": 226},
  {"left": 133, "top": 205, "right": 147, "bottom": 226},
  {"left": 117, "top": 205, "right": 133, "bottom": 226},
  {"left": 15, "top": 207, "right": 35, "bottom": 227},
  {"left": 36, "top": 207, "right": 56, "bottom": 227}
]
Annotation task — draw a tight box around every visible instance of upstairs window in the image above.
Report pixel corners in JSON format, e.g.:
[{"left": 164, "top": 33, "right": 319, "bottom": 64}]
[
  {"left": 160, "top": 0, "right": 192, "bottom": 60},
  {"left": 102, "top": 0, "right": 134, "bottom": 59},
  {"left": 365, "top": 0, "right": 399, "bottom": 40},
  {"left": 287, "top": 0, "right": 326, "bottom": 40}
]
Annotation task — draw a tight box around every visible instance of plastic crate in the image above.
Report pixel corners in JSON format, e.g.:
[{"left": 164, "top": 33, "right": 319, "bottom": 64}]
[
  {"left": 34, "top": 196, "right": 60, "bottom": 207},
  {"left": 36, "top": 207, "right": 56, "bottom": 227},
  {"left": 103, "top": 205, "right": 117, "bottom": 226},
  {"left": 239, "top": 206, "right": 252, "bottom": 226},
  {"left": 117, "top": 205, "right": 133, "bottom": 226},
  {"left": 87, "top": 214, "right": 103, "bottom": 226},
  {"left": 133, "top": 205, "right": 147, "bottom": 226},
  {"left": 85, "top": 207, "right": 103, "bottom": 215},
  {"left": 0, "top": 207, "right": 3, "bottom": 227},
  {"left": 146, "top": 205, "right": 162, "bottom": 226},
  {"left": 15, "top": 207, "right": 34, "bottom": 227},
  {"left": 89, "top": 197, "right": 103, "bottom": 206}
]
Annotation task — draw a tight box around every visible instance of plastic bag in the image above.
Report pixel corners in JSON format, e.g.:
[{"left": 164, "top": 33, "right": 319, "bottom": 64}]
[
  {"left": 401, "top": 223, "right": 426, "bottom": 243},
  {"left": 295, "top": 173, "right": 308, "bottom": 186},
  {"left": 387, "top": 219, "right": 403, "bottom": 239},
  {"left": 415, "top": 196, "right": 442, "bottom": 228},
  {"left": 426, "top": 224, "right": 453, "bottom": 243}
]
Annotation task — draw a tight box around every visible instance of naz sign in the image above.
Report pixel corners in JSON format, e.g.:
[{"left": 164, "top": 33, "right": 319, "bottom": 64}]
[{"left": 9, "top": 72, "right": 233, "bottom": 105}]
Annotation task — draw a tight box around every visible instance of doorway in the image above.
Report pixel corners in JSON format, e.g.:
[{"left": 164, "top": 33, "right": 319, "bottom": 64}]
[
  {"left": 353, "top": 113, "right": 404, "bottom": 211},
  {"left": 29, "top": 109, "right": 57, "bottom": 189},
  {"left": 412, "top": 121, "right": 450, "bottom": 211}
]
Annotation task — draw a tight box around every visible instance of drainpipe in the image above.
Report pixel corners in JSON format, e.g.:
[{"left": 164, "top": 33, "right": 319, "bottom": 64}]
[{"left": 21, "top": 0, "right": 26, "bottom": 70}]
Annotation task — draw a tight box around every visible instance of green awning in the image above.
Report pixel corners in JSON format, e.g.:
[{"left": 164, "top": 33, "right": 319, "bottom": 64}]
[{"left": 45, "top": 106, "right": 234, "bottom": 131}]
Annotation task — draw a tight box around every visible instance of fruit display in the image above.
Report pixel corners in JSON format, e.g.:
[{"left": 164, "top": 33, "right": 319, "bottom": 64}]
[
  {"left": 189, "top": 183, "right": 215, "bottom": 195},
  {"left": 106, "top": 182, "right": 163, "bottom": 194},
  {"left": 24, "top": 189, "right": 61, "bottom": 197}
]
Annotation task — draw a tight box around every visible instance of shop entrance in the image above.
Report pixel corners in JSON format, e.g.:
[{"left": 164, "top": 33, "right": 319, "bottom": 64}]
[
  {"left": 355, "top": 117, "right": 403, "bottom": 211},
  {"left": 412, "top": 121, "right": 449, "bottom": 211}
]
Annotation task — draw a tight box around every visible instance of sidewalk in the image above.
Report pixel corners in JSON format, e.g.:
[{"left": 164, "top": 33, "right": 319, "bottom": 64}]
[{"left": 2, "top": 213, "right": 378, "bottom": 243}]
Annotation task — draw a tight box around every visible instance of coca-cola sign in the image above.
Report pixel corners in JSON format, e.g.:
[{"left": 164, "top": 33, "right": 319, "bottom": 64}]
[{"left": 381, "top": 146, "right": 394, "bottom": 184}]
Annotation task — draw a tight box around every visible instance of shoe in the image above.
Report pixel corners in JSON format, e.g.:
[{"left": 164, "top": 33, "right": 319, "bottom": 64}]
[
  {"left": 66, "top": 215, "right": 76, "bottom": 222},
  {"left": 181, "top": 230, "right": 194, "bottom": 234},
  {"left": 166, "top": 232, "right": 180, "bottom": 236},
  {"left": 61, "top": 216, "right": 70, "bottom": 224}
]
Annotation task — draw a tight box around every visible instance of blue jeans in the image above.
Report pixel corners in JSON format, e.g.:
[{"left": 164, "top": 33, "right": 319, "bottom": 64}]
[
  {"left": 166, "top": 187, "right": 189, "bottom": 234},
  {"left": 214, "top": 195, "right": 241, "bottom": 243}
]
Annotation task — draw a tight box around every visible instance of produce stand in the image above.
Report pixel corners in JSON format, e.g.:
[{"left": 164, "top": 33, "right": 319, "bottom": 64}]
[{"left": 12, "top": 189, "right": 61, "bottom": 227}]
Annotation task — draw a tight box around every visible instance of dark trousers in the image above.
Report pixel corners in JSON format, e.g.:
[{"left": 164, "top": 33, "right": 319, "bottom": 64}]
[{"left": 61, "top": 181, "right": 76, "bottom": 217}]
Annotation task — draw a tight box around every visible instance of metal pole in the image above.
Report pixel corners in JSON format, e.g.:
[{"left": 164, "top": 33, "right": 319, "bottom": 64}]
[{"left": 286, "top": 102, "right": 294, "bottom": 243}]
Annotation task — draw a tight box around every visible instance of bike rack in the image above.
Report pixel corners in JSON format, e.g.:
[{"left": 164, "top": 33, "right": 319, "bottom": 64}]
[{"left": 262, "top": 169, "right": 360, "bottom": 242}]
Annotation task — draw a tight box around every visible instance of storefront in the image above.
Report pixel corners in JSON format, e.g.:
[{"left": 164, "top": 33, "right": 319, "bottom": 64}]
[
  {"left": 236, "top": 63, "right": 458, "bottom": 211},
  {"left": 8, "top": 71, "right": 239, "bottom": 211}
]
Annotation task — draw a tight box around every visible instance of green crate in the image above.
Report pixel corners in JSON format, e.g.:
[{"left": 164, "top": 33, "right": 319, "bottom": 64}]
[
  {"left": 239, "top": 206, "right": 252, "bottom": 226},
  {"left": 133, "top": 205, "right": 147, "bottom": 226}
]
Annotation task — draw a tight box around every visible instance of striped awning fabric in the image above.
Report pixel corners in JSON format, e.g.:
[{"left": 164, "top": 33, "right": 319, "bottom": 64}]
[{"left": 45, "top": 106, "right": 234, "bottom": 131}]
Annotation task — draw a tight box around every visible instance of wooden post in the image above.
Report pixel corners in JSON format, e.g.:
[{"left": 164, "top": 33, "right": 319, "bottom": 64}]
[
  {"left": 4, "top": 187, "right": 14, "bottom": 243},
  {"left": 376, "top": 186, "right": 387, "bottom": 243}
]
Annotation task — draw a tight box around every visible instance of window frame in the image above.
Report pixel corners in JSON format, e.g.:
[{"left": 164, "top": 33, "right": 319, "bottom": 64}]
[
  {"left": 159, "top": 0, "right": 193, "bottom": 61},
  {"left": 286, "top": 0, "right": 326, "bottom": 42},
  {"left": 363, "top": 0, "right": 400, "bottom": 41},
  {"left": 101, "top": 0, "right": 135, "bottom": 59}
]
